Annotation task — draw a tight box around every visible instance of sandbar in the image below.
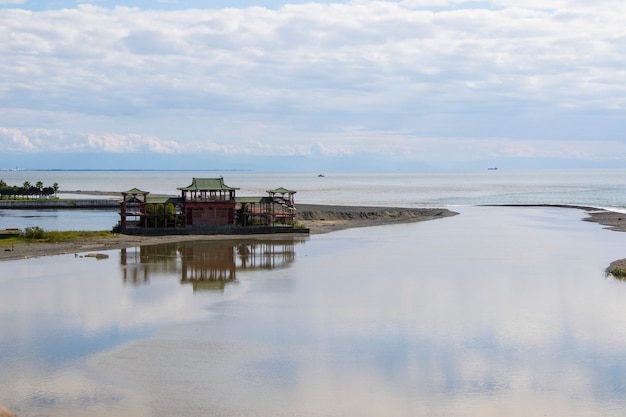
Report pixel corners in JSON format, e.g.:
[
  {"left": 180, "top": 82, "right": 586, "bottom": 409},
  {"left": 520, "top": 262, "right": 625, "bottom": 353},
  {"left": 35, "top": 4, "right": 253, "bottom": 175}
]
[
  {"left": 3, "top": 204, "right": 625, "bottom": 264},
  {"left": 0, "top": 204, "right": 456, "bottom": 262}
]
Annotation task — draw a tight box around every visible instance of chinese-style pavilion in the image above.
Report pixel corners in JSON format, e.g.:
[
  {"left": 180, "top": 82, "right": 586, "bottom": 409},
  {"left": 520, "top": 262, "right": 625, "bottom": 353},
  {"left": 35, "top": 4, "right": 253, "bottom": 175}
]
[{"left": 119, "top": 178, "right": 300, "bottom": 234}]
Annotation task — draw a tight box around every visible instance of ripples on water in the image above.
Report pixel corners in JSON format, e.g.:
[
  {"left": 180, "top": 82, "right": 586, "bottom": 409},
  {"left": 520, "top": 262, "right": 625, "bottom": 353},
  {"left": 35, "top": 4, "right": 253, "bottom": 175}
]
[
  {"left": 1, "top": 208, "right": 626, "bottom": 416},
  {"left": 2, "top": 171, "right": 626, "bottom": 416},
  {"left": 2, "top": 168, "right": 626, "bottom": 207},
  {"left": 2, "top": 169, "right": 626, "bottom": 230}
]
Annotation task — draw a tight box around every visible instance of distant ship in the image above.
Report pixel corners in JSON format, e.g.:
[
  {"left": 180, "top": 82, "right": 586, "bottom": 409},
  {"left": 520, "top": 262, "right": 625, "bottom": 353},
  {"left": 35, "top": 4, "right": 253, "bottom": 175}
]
[{"left": 487, "top": 167, "right": 498, "bottom": 170}]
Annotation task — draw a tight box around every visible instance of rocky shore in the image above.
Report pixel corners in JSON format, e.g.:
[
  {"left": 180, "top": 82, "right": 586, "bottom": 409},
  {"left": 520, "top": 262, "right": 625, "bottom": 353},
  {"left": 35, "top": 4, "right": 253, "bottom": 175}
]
[{"left": 0, "top": 204, "right": 457, "bottom": 262}]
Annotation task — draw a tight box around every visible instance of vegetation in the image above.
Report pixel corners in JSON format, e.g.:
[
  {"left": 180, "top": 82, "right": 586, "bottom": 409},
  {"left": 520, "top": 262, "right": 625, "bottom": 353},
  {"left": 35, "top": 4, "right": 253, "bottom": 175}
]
[
  {"left": 0, "top": 226, "right": 114, "bottom": 246},
  {"left": 0, "top": 179, "right": 59, "bottom": 200},
  {"left": 293, "top": 221, "right": 308, "bottom": 229},
  {"left": 607, "top": 267, "right": 626, "bottom": 280},
  {"left": 145, "top": 203, "right": 183, "bottom": 227}
]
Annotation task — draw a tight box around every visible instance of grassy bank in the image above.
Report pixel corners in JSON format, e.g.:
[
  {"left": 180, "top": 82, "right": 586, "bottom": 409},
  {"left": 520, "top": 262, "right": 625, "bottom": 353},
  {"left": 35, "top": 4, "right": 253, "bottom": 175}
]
[{"left": 0, "top": 227, "right": 114, "bottom": 247}]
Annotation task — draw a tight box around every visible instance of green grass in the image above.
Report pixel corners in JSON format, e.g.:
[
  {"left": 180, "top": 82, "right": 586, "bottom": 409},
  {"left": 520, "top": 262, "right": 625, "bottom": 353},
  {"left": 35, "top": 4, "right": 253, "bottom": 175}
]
[
  {"left": 293, "top": 221, "right": 308, "bottom": 229},
  {"left": 607, "top": 267, "right": 626, "bottom": 280},
  {"left": 0, "top": 227, "right": 115, "bottom": 246}
]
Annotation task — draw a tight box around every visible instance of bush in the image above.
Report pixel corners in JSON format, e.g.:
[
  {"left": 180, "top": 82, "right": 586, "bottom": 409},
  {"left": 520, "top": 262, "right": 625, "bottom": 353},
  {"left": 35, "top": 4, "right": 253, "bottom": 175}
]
[
  {"left": 22, "top": 226, "right": 45, "bottom": 240},
  {"left": 607, "top": 268, "right": 626, "bottom": 280}
]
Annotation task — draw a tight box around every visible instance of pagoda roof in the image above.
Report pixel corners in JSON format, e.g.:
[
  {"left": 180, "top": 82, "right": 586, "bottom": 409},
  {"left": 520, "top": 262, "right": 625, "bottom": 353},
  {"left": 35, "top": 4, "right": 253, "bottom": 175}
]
[
  {"left": 178, "top": 177, "right": 239, "bottom": 191},
  {"left": 122, "top": 187, "right": 149, "bottom": 194},
  {"left": 267, "top": 187, "right": 296, "bottom": 194}
]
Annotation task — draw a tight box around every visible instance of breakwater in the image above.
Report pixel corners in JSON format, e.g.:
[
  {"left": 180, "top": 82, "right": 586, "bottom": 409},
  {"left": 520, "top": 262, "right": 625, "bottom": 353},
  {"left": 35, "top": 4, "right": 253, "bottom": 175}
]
[{"left": 0, "top": 199, "right": 119, "bottom": 209}]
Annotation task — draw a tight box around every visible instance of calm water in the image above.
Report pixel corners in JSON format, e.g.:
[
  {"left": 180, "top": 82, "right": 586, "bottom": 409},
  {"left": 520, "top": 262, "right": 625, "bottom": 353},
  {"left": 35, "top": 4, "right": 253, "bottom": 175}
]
[
  {"left": 2, "top": 169, "right": 626, "bottom": 230},
  {"left": 2, "top": 171, "right": 626, "bottom": 416},
  {"left": 1, "top": 207, "right": 626, "bottom": 416}
]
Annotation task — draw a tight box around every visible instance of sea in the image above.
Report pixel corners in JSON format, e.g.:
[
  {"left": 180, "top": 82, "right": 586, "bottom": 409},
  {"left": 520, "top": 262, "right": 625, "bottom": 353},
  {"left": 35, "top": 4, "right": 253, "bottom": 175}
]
[
  {"left": 2, "top": 168, "right": 626, "bottom": 230},
  {"left": 2, "top": 169, "right": 626, "bottom": 417}
]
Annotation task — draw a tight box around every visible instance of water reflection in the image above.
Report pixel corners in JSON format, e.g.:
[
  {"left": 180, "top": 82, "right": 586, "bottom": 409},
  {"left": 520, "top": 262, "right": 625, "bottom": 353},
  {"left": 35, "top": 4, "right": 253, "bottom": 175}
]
[
  {"left": 0, "top": 236, "right": 307, "bottom": 417},
  {"left": 5, "top": 208, "right": 626, "bottom": 417},
  {"left": 120, "top": 238, "right": 305, "bottom": 292}
]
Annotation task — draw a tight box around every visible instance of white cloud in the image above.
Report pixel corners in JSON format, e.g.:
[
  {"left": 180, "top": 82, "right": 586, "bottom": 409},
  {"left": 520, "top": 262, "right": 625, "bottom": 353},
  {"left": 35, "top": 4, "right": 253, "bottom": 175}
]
[
  {"left": 0, "top": 127, "right": 34, "bottom": 150},
  {"left": 85, "top": 133, "right": 183, "bottom": 153},
  {"left": 1, "top": 1, "right": 626, "bottom": 167},
  {"left": 4, "top": 122, "right": 626, "bottom": 168}
]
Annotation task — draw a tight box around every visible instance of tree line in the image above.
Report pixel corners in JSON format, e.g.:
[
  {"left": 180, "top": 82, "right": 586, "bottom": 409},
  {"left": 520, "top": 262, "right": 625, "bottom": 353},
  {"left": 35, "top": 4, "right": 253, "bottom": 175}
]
[{"left": 0, "top": 180, "right": 59, "bottom": 200}]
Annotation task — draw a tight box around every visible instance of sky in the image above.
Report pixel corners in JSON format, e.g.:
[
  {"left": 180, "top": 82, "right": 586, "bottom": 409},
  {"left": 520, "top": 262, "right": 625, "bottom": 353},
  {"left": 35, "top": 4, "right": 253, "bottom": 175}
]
[{"left": 1, "top": 0, "right": 626, "bottom": 171}]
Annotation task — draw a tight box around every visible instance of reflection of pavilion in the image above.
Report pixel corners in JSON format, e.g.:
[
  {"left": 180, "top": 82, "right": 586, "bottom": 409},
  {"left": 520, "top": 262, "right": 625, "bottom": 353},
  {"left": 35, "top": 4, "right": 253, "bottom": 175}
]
[
  {"left": 120, "top": 237, "right": 306, "bottom": 292},
  {"left": 120, "top": 244, "right": 180, "bottom": 284},
  {"left": 235, "top": 240, "right": 296, "bottom": 270}
]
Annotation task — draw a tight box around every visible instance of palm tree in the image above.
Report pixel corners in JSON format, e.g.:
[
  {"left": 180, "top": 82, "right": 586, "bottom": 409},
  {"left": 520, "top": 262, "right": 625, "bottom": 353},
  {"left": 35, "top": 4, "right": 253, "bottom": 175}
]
[
  {"left": 22, "top": 181, "right": 31, "bottom": 199},
  {"left": 53, "top": 182, "right": 59, "bottom": 197},
  {"left": 36, "top": 181, "right": 43, "bottom": 198}
]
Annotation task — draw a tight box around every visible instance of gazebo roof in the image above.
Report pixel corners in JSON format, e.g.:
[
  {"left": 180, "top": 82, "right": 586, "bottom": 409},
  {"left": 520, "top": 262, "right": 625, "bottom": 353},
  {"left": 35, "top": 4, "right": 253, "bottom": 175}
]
[
  {"left": 122, "top": 187, "right": 149, "bottom": 195},
  {"left": 178, "top": 177, "right": 239, "bottom": 192},
  {"left": 267, "top": 187, "right": 296, "bottom": 194}
]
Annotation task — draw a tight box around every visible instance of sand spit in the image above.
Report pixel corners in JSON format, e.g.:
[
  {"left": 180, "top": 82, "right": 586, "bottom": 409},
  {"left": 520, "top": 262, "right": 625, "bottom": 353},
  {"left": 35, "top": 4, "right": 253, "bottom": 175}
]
[
  {"left": 296, "top": 204, "right": 455, "bottom": 234},
  {"left": 582, "top": 209, "right": 626, "bottom": 276},
  {"left": 4, "top": 204, "right": 626, "bottom": 265},
  {"left": 583, "top": 209, "right": 626, "bottom": 232},
  {"left": 0, "top": 205, "right": 456, "bottom": 262}
]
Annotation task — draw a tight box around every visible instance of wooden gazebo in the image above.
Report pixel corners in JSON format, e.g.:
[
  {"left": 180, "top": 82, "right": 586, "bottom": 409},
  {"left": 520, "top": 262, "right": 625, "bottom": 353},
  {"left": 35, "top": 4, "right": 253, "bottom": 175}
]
[{"left": 119, "top": 187, "right": 149, "bottom": 229}]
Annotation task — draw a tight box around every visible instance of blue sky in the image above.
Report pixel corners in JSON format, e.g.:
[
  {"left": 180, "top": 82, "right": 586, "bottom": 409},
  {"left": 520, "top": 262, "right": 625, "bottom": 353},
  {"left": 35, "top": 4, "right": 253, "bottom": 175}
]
[{"left": 1, "top": 0, "right": 626, "bottom": 171}]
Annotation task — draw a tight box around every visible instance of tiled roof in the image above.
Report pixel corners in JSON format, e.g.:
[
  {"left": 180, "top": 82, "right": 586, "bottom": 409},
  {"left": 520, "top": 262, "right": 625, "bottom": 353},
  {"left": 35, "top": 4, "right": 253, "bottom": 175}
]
[
  {"left": 267, "top": 187, "right": 296, "bottom": 194},
  {"left": 122, "top": 187, "right": 149, "bottom": 194},
  {"left": 178, "top": 177, "right": 239, "bottom": 191}
]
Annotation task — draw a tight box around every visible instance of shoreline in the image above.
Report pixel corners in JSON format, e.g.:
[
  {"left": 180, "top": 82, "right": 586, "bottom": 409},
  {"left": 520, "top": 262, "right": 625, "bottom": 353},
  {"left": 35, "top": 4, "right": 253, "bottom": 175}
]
[
  {"left": 0, "top": 204, "right": 457, "bottom": 262},
  {"left": 2, "top": 204, "right": 626, "bottom": 265}
]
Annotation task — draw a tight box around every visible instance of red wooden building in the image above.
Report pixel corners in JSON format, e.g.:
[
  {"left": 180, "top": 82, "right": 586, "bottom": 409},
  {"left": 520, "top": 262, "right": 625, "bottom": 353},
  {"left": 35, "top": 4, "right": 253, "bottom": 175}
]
[
  {"left": 179, "top": 177, "right": 238, "bottom": 226},
  {"left": 119, "top": 177, "right": 299, "bottom": 233}
]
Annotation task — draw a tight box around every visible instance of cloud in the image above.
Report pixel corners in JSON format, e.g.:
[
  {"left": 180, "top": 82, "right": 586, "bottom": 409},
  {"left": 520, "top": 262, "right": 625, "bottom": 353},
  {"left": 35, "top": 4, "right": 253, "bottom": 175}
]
[
  {"left": 4, "top": 124, "right": 626, "bottom": 168},
  {"left": 0, "top": 127, "right": 35, "bottom": 150},
  {"left": 1, "top": 1, "right": 626, "bottom": 168},
  {"left": 85, "top": 133, "right": 183, "bottom": 153}
]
